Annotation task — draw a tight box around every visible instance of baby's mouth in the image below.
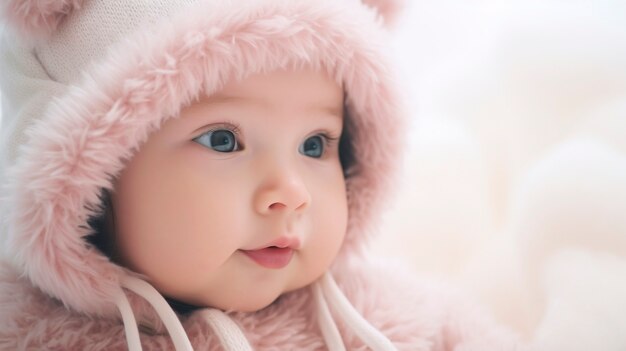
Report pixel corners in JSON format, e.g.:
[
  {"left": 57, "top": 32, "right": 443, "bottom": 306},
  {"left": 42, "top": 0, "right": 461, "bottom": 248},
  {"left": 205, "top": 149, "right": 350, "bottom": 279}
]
[{"left": 240, "top": 246, "right": 294, "bottom": 269}]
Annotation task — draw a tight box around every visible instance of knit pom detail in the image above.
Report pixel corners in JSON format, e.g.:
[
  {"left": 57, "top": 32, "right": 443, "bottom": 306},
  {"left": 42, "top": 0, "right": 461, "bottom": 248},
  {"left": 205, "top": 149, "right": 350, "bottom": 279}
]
[
  {"left": 361, "top": 0, "right": 405, "bottom": 26},
  {"left": 2, "top": 0, "right": 84, "bottom": 38}
]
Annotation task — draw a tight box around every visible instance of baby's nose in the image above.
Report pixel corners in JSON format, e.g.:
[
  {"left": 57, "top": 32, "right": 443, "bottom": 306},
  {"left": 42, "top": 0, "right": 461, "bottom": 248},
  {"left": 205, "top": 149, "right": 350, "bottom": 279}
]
[{"left": 253, "top": 168, "right": 311, "bottom": 215}]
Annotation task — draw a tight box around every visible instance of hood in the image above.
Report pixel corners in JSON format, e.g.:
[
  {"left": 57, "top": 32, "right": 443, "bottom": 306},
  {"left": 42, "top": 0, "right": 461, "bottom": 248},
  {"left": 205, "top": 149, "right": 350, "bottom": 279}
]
[{"left": 0, "top": 0, "right": 407, "bottom": 348}]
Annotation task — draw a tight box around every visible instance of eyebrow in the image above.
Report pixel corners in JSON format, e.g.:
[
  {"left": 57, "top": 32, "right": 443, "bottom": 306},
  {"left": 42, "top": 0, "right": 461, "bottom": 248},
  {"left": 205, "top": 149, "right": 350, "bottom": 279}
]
[
  {"left": 316, "top": 102, "right": 344, "bottom": 119},
  {"left": 199, "top": 94, "right": 344, "bottom": 118},
  {"left": 202, "top": 94, "right": 246, "bottom": 105}
]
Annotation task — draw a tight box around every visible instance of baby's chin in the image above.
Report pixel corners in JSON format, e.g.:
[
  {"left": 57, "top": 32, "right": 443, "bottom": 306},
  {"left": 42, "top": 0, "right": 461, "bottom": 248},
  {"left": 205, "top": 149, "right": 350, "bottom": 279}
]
[
  {"left": 225, "top": 296, "right": 282, "bottom": 313},
  {"left": 163, "top": 265, "right": 318, "bottom": 312},
  {"left": 178, "top": 285, "right": 298, "bottom": 313}
]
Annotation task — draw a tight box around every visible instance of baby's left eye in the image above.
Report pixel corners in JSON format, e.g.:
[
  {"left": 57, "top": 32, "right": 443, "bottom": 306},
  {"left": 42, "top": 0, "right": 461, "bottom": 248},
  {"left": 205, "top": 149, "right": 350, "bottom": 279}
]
[
  {"left": 299, "top": 135, "right": 324, "bottom": 158},
  {"left": 193, "top": 129, "right": 239, "bottom": 153}
]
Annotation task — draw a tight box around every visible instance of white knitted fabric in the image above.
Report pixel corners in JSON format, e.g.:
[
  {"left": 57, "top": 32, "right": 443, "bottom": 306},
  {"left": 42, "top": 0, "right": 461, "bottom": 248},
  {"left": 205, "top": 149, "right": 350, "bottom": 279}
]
[
  {"left": 38, "top": 0, "right": 199, "bottom": 84},
  {"left": 0, "top": 0, "right": 197, "bottom": 182},
  {"left": 0, "top": 30, "right": 66, "bottom": 180},
  {"left": 0, "top": 2, "right": 400, "bottom": 349}
]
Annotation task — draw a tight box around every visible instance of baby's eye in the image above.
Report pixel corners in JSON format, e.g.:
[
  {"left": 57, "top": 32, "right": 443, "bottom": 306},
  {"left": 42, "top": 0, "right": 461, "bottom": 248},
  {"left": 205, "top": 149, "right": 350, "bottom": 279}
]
[
  {"left": 193, "top": 129, "right": 239, "bottom": 152},
  {"left": 299, "top": 135, "right": 324, "bottom": 158}
]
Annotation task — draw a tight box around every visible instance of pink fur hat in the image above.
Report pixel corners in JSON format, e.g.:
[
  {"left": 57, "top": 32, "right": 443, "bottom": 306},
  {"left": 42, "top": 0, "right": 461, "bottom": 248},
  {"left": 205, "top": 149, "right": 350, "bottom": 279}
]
[{"left": 0, "top": 0, "right": 406, "bottom": 318}]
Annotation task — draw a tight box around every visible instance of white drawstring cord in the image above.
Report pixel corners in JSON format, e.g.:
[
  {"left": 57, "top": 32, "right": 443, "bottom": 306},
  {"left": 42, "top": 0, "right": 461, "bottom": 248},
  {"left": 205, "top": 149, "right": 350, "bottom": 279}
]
[
  {"left": 115, "top": 276, "right": 252, "bottom": 351},
  {"left": 119, "top": 275, "right": 194, "bottom": 351},
  {"left": 319, "top": 273, "right": 398, "bottom": 351},
  {"left": 198, "top": 309, "right": 254, "bottom": 351},
  {"left": 114, "top": 288, "right": 143, "bottom": 350},
  {"left": 312, "top": 281, "right": 347, "bottom": 351},
  {"left": 113, "top": 273, "right": 393, "bottom": 351}
]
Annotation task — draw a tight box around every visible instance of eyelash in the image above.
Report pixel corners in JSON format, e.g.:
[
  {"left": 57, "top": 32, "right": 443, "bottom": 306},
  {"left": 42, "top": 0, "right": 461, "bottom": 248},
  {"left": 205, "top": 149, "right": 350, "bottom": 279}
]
[
  {"left": 199, "top": 121, "right": 242, "bottom": 142},
  {"left": 206, "top": 122, "right": 242, "bottom": 136},
  {"left": 194, "top": 123, "right": 340, "bottom": 153},
  {"left": 318, "top": 133, "right": 340, "bottom": 149}
]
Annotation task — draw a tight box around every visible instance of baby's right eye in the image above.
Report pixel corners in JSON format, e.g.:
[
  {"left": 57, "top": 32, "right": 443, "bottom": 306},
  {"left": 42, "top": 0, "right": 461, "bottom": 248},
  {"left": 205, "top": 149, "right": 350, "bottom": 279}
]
[{"left": 193, "top": 129, "right": 239, "bottom": 152}]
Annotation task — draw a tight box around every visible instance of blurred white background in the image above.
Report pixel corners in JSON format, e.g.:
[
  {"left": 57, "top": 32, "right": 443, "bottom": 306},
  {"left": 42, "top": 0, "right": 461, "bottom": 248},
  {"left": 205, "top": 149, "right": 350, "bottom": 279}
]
[
  {"left": 372, "top": 0, "right": 626, "bottom": 349},
  {"left": 2, "top": 1, "right": 625, "bottom": 349}
]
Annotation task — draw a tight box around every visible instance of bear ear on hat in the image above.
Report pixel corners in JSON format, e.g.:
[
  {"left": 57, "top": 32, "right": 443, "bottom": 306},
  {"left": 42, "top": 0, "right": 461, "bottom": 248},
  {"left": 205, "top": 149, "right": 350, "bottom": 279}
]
[
  {"left": 2, "top": 0, "right": 85, "bottom": 39},
  {"left": 1, "top": 0, "right": 405, "bottom": 39},
  {"left": 361, "top": 0, "right": 406, "bottom": 27}
]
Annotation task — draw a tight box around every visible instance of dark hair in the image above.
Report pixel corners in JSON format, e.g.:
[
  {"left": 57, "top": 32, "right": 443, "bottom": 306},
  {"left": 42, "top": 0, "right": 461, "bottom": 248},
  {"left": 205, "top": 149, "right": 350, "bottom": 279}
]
[
  {"left": 86, "top": 113, "right": 354, "bottom": 314},
  {"left": 86, "top": 193, "right": 202, "bottom": 314},
  {"left": 338, "top": 106, "right": 355, "bottom": 175},
  {"left": 87, "top": 190, "right": 118, "bottom": 261}
]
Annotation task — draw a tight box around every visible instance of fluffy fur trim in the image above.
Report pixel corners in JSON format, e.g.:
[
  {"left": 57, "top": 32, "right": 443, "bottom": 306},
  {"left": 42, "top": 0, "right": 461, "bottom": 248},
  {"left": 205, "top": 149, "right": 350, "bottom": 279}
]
[
  {"left": 2, "top": 0, "right": 85, "bottom": 38},
  {"left": 362, "top": 0, "right": 406, "bottom": 26},
  {"left": 1, "top": 0, "right": 404, "bottom": 39},
  {"left": 3, "top": 0, "right": 406, "bottom": 316}
]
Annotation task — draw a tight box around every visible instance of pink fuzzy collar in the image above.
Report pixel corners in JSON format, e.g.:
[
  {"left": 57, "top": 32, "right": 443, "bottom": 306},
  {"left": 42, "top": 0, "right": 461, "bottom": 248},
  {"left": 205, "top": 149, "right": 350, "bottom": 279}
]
[{"left": 2, "top": 0, "right": 406, "bottom": 318}]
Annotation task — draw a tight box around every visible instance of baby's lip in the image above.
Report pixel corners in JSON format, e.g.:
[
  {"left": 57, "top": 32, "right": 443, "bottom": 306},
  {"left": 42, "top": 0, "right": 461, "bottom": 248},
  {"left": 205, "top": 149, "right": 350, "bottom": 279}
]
[
  {"left": 240, "top": 247, "right": 294, "bottom": 269},
  {"left": 247, "top": 236, "right": 301, "bottom": 251},
  {"left": 268, "top": 236, "right": 301, "bottom": 250},
  {"left": 239, "top": 236, "right": 301, "bottom": 269}
]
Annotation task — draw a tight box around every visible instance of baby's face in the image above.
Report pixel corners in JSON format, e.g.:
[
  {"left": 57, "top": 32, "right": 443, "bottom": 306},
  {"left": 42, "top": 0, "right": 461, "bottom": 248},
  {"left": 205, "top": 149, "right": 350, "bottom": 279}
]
[{"left": 111, "top": 69, "right": 348, "bottom": 311}]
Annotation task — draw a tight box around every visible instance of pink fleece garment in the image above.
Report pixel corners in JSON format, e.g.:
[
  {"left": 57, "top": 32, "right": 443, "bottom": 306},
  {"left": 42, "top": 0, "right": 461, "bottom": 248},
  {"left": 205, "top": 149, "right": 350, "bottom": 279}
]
[
  {"left": 0, "top": 260, "right": 521, "bottom": 350},
  {"left": 0, "top": 0, "right": 522, "bottom": 349}
]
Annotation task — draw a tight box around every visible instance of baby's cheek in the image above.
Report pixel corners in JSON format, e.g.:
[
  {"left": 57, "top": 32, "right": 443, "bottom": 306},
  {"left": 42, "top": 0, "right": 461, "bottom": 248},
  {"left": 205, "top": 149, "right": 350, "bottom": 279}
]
[{"left": 303, "top": 195, "right": 348, "bottom": 279}]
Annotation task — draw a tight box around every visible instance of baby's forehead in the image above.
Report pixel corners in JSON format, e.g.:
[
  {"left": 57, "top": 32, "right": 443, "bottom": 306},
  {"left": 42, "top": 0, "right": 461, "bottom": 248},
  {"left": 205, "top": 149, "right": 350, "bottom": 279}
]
[
  {"left": 194, "top": 69, "right": 344, "bottom": 116},
  {"left": 197, "top": 92, "right": 344, "bottom": 117}
]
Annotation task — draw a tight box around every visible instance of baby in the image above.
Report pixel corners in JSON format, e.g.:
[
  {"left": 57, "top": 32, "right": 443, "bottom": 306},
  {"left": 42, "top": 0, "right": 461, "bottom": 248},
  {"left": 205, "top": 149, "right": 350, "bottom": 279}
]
[
  {"left": 0, "top": 0, "right": 521, "bottom": 350},
  {"left": 95, "top": 69, "right": 348, "bottom": 314}
]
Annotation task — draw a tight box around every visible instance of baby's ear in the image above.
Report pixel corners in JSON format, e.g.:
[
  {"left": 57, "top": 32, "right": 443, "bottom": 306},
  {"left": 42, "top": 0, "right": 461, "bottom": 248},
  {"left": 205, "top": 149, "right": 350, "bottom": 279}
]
[
  {"left": 360, "top": 0, "right": 406, "bottom": 27},
  {"left": 2, "top": 0, "right": 84, "bottom": 39}
]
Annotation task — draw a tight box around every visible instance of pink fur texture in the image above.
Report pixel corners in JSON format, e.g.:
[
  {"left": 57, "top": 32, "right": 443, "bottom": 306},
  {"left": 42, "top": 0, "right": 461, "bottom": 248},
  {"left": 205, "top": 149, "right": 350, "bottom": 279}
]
[
  {"left": 0, "top": 260, "right": 520, "bottom": 350},
  {"left": 2, "top": 0, "right": 84, "bottom": 38},
  {"left": 1, "top": 0, "right": 403, "bottom": 39},
  {"left": 3, "top": 0, "right": 405, "bottom": 317},
  {"left": 0, "top": 0, "right": 522, "bottom": 349},
  {"left": 362, "top": 0, "right": 407, "bottom": 26}
]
